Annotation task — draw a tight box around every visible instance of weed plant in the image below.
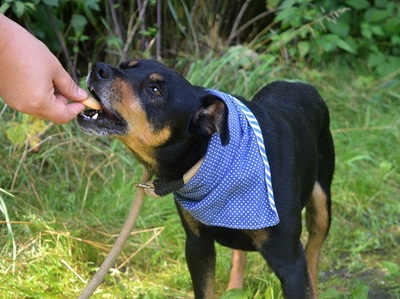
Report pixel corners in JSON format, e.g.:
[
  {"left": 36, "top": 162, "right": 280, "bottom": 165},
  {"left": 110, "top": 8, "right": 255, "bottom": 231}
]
[{"left": 1, "top": 54, "right": 399, "bottom": 298}]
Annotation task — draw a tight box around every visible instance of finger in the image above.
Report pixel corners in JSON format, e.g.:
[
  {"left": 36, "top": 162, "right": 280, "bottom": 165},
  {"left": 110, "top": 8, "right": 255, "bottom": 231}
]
[
  {"left": 53, "top": 66, "right": 88, "bottom": 102},
  {"left": 39, "top": 98, "right": 85, "bottom": 124},
  {"left": 54, "top": 91, "right": 69, "bottom": 105}
]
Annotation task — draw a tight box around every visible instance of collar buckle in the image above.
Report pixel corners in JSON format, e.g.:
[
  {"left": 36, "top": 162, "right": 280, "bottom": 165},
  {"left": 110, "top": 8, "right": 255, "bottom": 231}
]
[{"left": 135, "top": 183, "right": 154, "bottom": 189}]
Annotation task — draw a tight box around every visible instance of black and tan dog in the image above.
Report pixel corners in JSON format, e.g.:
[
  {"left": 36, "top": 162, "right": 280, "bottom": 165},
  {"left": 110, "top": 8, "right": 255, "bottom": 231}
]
[{"left": 77, "top": 59, "right": 335, "bottom": 299}]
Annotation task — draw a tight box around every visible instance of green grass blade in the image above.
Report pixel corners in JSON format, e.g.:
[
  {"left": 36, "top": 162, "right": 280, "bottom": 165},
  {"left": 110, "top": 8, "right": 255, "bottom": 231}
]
[{"left": 0, "top": 188, "right": 16, "bottom": 274}]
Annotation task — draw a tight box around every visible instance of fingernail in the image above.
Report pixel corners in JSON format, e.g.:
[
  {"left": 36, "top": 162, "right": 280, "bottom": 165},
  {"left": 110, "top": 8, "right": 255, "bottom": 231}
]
[{"left": 78, "top": 87, "right": 88, "bottom": 99}]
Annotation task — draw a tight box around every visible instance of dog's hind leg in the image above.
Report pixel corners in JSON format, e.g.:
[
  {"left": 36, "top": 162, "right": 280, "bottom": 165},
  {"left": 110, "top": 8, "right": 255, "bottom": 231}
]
[
  {"left": 227, "top": 250, "right": 247, "bottom": 290},
  {"left": 260, "top": 235, "right": 313, "bottom": 298},
  {"left": 305, "top": 182, "right": 331, "bottom": 298},
  {"left": 305, "top": 128, "right": 334, "bottom": 298}
]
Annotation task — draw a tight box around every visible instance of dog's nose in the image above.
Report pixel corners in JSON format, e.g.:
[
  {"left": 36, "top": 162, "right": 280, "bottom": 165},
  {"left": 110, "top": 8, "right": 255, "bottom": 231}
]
[{"left": 91, "top": 62, "right": 113, "bottom": 80}]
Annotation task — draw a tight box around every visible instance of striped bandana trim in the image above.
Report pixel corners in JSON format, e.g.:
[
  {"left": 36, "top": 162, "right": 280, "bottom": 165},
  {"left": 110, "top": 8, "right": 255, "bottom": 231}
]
[
  {"left": 174, "top": 89, "right": 279, "bottom": 229},
  {"left": 232, "top": 97, "right": 277, "bottom": 215}
]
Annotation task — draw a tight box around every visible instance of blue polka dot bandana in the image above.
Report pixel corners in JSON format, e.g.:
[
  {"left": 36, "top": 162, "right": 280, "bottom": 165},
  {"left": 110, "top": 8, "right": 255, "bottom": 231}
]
[{"left": 174, "top": 89, "right": 279, "bottom": 229}]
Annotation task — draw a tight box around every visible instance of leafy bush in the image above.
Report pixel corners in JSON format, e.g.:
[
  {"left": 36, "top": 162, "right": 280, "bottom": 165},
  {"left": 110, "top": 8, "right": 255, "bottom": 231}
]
[
  {"left": 0, "top": 0, "right": 161, "bottom": 79},
  {"left": 268, "top": 0, "right": 400, "bottom": 76},
  {"left": 2, "top": 0, "right": 398, "bottom": 77}
]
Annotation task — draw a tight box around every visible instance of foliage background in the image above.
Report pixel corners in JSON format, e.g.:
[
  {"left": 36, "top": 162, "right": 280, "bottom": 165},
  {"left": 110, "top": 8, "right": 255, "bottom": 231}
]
[
  {"left": 1, "top": 0, "right": 399, "bottom": 76},
  {"left": 1, "top": 0, "right": 399, "bottom": 298}
]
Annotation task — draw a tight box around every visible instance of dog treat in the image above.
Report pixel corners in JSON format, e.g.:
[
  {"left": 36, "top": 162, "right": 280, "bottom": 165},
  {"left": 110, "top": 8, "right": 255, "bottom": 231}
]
[{"left": 82, "top": 96, "right": 101, "bottom": 110}]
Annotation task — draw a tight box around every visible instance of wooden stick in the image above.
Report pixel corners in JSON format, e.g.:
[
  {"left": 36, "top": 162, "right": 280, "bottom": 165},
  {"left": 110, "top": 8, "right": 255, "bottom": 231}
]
[{"left": 78, "top": 170, "right": 152, "bottom": 299}]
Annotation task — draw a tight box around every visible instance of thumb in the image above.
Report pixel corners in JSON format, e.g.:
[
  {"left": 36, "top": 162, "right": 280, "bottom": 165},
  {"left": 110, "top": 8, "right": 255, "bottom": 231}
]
[{"left": 53, "top": 67, "right": 88, "bottom": 102}]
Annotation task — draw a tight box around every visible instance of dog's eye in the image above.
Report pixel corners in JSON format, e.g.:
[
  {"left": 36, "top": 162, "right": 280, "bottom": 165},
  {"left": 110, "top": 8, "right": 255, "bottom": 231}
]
[{"left": 150, "top": 86, "right": 162, "bottom": 96}]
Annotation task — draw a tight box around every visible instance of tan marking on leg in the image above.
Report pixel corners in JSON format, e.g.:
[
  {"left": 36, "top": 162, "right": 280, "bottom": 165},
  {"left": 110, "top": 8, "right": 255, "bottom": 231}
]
[
  {"left": 227, "top": 250, "right": 247, "bottom": 290},
  {"left": 305, "top": 182, "right": 329, "bottom": 299},
  {"left": 179, "top": 207, "right": 201, "bottom": 237},
  {"left": 204, "top": 274, "right": 215, "bottom": 299},
  {"left": 245, "top": 229, "right": 269, "bottom": 250}
]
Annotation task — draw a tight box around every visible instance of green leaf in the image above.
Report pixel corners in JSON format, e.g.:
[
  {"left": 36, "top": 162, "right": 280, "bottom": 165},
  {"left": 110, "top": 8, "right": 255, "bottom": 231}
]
[
  {"left": 375, "top": 56, "right": 400, "bottom": 76},
  {"left": 278, "top": 30, "right": 298, "bottom": 45},
  {"left": 260, "top": 54, "right": 277, "bottom": 66},
  {"left": 349, "top": 282, "right": 369, "bottom": 298},
  {"left": 370, "top": 25, "right": 384, "bottom": 36},
  {"left": 220, "top": 288, "right": 248, "bottom": 299},
  {"left": 83, "top": 0, "right": 100, "bottom": 11},
  {"left": 369, "top": 54, "right": 400, "bottom": 76},
  {"left": 361, "top": 22, "right": 373, "bottom": 39},
  {"left": 381, "top": 261, "right": 400, "bottom": 276},
  {"left": 336, "top": 39, "right": 357, "bottom": 54},
  {"left": 0, "top": 3, "right": 10, "bottom": 14},
  {"left": 379, "top": 161, "right": 393, "bottom": 174},
  {"left": 279, "top": 0, "right": 300, "bottom": 9},
  {"left": 82, "top": 0, "right": 100, "bottom": 27},
  {"left": 374, "top": 0, "right": 388, "bottom": 8},
  {"left": 24, "top": 3, "right": 36, "bottom": 12},
  {"left": 337, "top": 37, "right": 357, "bottom": 54},
  {"left": 320, "top": 288, "right": 342, "bottom": 299},
  {"left": 345, "top": 0, "right": 370, "bottom": 10},
  {"left": 368, "top": 52, "right": 385, "bottom": 67},
  {"left": 268, "top": 0, "right": 283, "bottom": 9},
  {"left": 13, "top": 1, "right": 25, "bottom": 17},
  {"left": 6, "top": 121, "right": 26, "bottom": 148},
  {"left": 315, "top": 34, "right": 339, "bottom": 52},
  {"left": 298, "top": 41, "right": 310, "bottom": 58},
  {"left": 384, "top": 18, "right": 400, "bottom": 34},
  {"left": 326, "top": 19, "right": 350, "bottom": 37},
  {"left": 5, "top": 115, "right": 48, "bottom": 150},
  {"left": 367, "top": 43, "right": 379, "bottom": 53},
  {"left": 391, "top": 35, "right": 400, "bottom": 45},
  {"left": 105, "top": 36, "right": 122, "bottom": 49},
  {"left": 364, "top": 8, "right": 391, "bottom": 23},
  {"left": 275, "top": 7, "right": 298, "bottom": 27},
  {"left": 42, "top": 0, "right": 58, "bottom": 7},
  {"left": 71, "top": 14, "right": 88, "bottom": 34}
]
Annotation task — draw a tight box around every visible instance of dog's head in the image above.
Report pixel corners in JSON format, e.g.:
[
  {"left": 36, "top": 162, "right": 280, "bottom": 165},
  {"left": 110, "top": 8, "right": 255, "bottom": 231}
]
[{"left": 77, "top": 59, "right": 229, "bottom": 173}]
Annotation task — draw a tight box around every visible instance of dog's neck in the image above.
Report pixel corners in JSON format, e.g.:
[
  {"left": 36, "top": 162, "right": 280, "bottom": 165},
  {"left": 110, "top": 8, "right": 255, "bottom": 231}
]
[{"left": 149, "top": 136, "right": 209, "bottom": 196}]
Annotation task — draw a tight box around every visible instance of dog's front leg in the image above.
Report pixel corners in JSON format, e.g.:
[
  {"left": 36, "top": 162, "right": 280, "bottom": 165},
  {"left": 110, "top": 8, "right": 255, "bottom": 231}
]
[
  {"left": 185, "top": 233, "right": 216, "bottom": 299},
  {"left": 176, "top": 203, "right": 216, "bottom": 299}
]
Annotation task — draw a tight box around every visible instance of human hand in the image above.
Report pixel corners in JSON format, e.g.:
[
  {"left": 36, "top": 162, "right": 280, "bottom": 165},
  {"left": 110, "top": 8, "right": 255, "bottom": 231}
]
[{"left": 0, "top": 15, "right": 88, "bottom": 124}]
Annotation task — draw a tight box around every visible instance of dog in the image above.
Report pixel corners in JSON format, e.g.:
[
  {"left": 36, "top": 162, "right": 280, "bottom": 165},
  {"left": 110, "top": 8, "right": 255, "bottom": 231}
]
[{"left": 77, "top": 59, "right": 335, "bottom": 299}]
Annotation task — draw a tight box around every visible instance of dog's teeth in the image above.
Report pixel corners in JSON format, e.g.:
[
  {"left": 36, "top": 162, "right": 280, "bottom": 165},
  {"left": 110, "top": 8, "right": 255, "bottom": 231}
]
[{"left": 92, "top": 113, "right": 99, "bottom": 120}]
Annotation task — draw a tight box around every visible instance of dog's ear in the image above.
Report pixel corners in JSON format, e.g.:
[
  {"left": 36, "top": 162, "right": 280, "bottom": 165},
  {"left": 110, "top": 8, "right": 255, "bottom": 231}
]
[{"left": 188, "top": 93, "right": 230, "bottom": 146}]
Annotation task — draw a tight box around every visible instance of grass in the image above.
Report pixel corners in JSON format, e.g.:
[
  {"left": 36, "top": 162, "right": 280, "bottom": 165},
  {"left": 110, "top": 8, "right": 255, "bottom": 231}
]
[{"left": 1, "top": 53, "right": 399, "bottom": 299}]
